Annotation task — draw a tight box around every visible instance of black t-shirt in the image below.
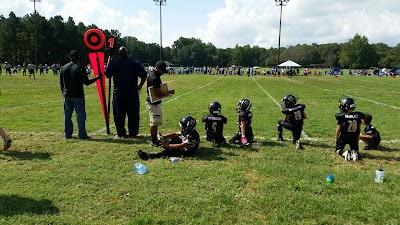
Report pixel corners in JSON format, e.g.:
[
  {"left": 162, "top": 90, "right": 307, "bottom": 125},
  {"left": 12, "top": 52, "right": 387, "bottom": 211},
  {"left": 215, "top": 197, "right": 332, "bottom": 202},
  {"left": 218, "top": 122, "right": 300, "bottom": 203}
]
[
  {"left": 105, "top": 58, "right": 147, "bottom": 98},
  {"left": 202, "top": 114, "right": 228, "bottom": 135},
  {"left": 146, "top": 70, "right": 162, "bottom": 105},
  {"left": 60, "top": 62, "right": 90, "bottom": 98},
  {"left": 364, "top": 124, "right": 381, "bottom": 140},
  {"left": 237, "top": 111, "right": 253, "bottom": 138},
  {"left": 179, "top": 129, "right": 200, "bottom": 153},
  {"left": 282, "top": 104, "right": 306, "bottom": 127},
  {"left": 335, "top": 111, "right": 365, "bottom": 135}
]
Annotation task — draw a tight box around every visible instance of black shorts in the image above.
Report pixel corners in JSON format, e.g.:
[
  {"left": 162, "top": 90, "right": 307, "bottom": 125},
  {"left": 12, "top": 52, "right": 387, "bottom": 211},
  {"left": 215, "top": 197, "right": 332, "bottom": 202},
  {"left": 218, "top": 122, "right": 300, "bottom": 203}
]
[
  {"left": 336, "top": 134, "right": 359, "bottom": 151},
  {"left": 206, "top": 131, "right": 226, "bottom": 143},
  {"left": 366, "top": 135, "right": 381, "bottom": 148}
]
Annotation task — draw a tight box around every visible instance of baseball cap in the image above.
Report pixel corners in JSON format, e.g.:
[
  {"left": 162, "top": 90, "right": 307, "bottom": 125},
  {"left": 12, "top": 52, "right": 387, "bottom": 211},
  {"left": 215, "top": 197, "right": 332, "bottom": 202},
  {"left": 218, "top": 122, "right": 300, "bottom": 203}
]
[
  {"left": 155, "top": 61, "right": 168, "bottom": 73},
  {"left": 69, "top": 50, "right": 80, "bottom": 59}
]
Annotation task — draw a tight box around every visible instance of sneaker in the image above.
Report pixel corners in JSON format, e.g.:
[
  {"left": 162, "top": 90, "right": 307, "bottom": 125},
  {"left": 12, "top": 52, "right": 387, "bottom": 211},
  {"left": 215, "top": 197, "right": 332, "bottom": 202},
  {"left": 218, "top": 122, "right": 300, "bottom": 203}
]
[
  {"left": 114, "top": 134, "right": 126, "bottom": 139},
  {"left": 276, "top": 137, "right": 284, "bottom": 141},
  {"left": 295, "top": 140, "right": 303, "bottom": 150},
  {"left": 342, "top": 150, "right": 351, "bottom": 161},
  {"left": 151, "top": 140, "right": 161, "bottom": 147},
  {"left": 363, "top": 146, "right": 373, "bottom": 150},
  {"left": 351, "top": 150, "right": 359, "bottom": 161},
  {"left": 138, "top": 150, "right": 150, "bottom": 160},
  {"left": 3, "top": 136, "right": 12, "bottom": 150}
]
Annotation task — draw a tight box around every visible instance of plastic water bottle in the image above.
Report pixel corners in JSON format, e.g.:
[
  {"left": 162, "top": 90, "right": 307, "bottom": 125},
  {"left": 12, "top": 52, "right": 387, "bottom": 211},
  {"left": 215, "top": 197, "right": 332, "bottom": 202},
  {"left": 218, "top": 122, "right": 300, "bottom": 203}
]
[
  {"left": 170, "top": 157, "right": 183, "bottom": 163},
  {"left": 134, "top": 162, "right": 147, "bottom": 174},
  {"left": 375, "top": 165, "right": 384, "bottom": 183}
]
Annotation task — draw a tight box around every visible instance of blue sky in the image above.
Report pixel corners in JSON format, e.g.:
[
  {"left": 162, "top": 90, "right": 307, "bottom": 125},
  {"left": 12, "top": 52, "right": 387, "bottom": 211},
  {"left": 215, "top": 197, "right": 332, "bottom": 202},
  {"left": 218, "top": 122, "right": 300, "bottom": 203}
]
[{"left": 1, "top": 0, "right": 400, "bottom": 49}]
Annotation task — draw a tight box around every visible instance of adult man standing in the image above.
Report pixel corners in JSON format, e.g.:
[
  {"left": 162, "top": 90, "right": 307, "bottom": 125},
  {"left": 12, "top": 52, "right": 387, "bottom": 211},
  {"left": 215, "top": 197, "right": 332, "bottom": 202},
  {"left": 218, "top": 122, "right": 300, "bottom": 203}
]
[
  {"left": 105, "top": 46, "right": 147, "bottom": 138},
  {"left": 60, "top": 50, "right": 101, "bottom": 139},
  {"left": 28, "top": 62, "right": 35, "bottom": 79},
  {"left": 146, "top": 61, "right": 175, "bottom": 146}
]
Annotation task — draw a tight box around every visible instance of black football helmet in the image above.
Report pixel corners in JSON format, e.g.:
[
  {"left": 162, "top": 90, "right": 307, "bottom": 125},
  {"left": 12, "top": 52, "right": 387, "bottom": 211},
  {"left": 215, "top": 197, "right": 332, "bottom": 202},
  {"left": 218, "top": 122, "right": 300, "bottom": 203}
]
[
  {"left": 209, "top": 101, "right": 222, "bottom": 114},
  {"left": 237, "top": 98, "right": 252, "bottom": 112},
  {"left": 179, "top": 115, "right": 197, "bottom": 134},
  {"left": 339, "top": 97, "right": 356, "bottom": 112},
  {"left": 281, "top": 94, "right": 297, "bottom": 109}
]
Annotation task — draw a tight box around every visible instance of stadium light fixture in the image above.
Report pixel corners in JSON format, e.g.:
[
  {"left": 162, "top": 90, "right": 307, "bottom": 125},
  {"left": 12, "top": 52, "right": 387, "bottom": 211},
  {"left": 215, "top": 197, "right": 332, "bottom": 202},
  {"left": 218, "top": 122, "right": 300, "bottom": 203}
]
[
  {"left": 30, "top": 0, "right": 41, "bottom": 66},
  {"left": 154, "top": 0, "right": 166, "bottom": 61},
  {"left": 275, "top": 0, "right": 289, "bottom": 74}
]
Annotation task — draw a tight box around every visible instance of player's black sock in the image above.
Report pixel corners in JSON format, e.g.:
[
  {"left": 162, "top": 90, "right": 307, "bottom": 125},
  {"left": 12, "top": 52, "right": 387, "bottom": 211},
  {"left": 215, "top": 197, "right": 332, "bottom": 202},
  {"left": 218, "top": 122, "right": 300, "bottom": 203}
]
[
  {"left": 151, "top": 135, "right": 158, "bottom": 143},
  {"left": 277, "top": 126, "right": 283, "bottom": 139}
]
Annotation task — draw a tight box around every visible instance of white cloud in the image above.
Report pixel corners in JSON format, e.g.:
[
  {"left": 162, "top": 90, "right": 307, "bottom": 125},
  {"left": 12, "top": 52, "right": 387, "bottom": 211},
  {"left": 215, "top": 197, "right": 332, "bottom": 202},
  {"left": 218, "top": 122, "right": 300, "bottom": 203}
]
[{"left": 195, "top": 0, "right": 400, "bottom": 48}]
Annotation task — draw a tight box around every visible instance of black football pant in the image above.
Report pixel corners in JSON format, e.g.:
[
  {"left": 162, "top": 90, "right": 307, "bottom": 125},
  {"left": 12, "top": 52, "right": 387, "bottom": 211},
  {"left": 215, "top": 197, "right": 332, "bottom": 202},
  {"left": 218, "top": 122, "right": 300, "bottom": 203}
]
[{"left": 278, "top": 120, "right": 302, "bottom": 144}]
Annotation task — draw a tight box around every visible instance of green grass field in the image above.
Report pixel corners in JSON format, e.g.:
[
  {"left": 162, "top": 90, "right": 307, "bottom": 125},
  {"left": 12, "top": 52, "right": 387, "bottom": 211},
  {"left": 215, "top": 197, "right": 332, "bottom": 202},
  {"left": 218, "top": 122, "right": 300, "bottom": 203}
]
[{"left": 0, "top": 71, "right": 399, "bottom": 224}]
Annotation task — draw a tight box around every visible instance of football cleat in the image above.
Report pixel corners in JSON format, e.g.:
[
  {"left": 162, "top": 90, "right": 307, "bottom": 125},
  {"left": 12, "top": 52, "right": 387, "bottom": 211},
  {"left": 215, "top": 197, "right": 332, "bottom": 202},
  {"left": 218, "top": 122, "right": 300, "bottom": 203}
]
[
  {"left": 342, "top": 150, "right": 351, "bottom": 161},
  {"left": 138, "top": 150, "right": 150, "bottom": 160},
  {"left": 295, "top": 140, "right": 303, "bottom": 150},
  {"left": 3, "top": 136, "right": 12, "bottom": 150},
  {"left": 351, "top": 150, "right": 359, "bottom": 161}
]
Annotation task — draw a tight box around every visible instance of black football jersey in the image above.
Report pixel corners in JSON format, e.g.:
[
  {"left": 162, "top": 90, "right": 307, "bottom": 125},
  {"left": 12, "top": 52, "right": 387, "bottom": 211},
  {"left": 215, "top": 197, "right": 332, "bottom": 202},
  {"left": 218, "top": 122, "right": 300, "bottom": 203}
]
[
  {"left": 364, "top": 124, "right": 381, "bottom": 140},
  {"left": 179, "top": 129, "right": 200, "bottom": 152},
  {"left": 202, "top": 114, "right": 228, "bottom": 135},
  {"left": 335, "top": 111, "right": 365, "bottom": 134},
  {"left": 238, "top": 111, "right": 253, "bottom": 131},
  {"left": 282, "top": 104, "right": 306, "bottom": 126}
]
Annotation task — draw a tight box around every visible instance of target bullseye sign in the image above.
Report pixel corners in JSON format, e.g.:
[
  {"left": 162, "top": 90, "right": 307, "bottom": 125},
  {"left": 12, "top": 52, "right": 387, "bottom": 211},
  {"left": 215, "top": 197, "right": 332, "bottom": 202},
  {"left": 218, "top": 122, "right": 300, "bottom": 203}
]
[{"left": 84, "top": 29, "right": 106, "bottom": 51}]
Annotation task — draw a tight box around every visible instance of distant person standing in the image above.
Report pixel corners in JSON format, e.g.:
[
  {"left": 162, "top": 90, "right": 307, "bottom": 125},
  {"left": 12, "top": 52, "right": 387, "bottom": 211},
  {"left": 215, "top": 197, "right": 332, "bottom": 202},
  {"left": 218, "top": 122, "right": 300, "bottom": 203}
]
[
  {"left": 5, "top": 62, "right": 11, "bottom": 75},
  {"left": 60, "top": 50, "right": 101, "bottom": 139},
  {"left": 105, "top": 46, "right": 147, "bottom": 138},
  {"left": 39, "top": 64, "right": 44, "bottom": 75},
  {"left": 28, "top": 62, "right": 35, "bottom": 79},
  {"left": 146, "top": 61, "right": 175, "bottom": 146}
]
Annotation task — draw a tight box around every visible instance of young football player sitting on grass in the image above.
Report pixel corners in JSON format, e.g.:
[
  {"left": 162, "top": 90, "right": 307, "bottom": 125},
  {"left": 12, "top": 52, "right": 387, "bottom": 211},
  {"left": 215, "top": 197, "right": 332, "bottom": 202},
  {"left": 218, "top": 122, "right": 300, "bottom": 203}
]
[
  {"left": 276, "top": 94, "right": 307, "bottom": 150},
  {"left": 359, "top": 113, "right": 381, "bottom": 150},
  {"left": 138, "top": 116, "right": 200, "bottom": 160},
  {"left": 202, "top": 101, "right": 228, "bottom": 146},
  {"left": 229, "top": 98, "right": 253, "bottom": 147},
  {"left": 335, "top": 97, "right": 365, "bottom": 161},
  {"left": 0, "top": 127, "right": 12, "bottom": 150}
]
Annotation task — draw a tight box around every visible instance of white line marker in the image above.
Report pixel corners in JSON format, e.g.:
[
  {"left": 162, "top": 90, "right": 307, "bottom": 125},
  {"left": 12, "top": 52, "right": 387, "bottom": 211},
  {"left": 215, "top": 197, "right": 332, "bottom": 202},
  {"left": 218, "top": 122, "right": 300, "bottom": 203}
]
[
  {"left": 8, "top": 131, "right": 400, "bottom": 144},
  {"left": 285, "top": 78, "right": 400, "bottom": 110},
  {"left": 252, "top": 77, "right": 311, "bottom": 140}
]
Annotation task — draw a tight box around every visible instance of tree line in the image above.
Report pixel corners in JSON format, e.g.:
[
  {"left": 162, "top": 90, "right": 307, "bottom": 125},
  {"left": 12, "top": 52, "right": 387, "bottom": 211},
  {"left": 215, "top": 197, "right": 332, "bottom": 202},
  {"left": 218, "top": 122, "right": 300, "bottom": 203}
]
[{"left": 1, "top": 11, "right": 399, "bottom": 69}]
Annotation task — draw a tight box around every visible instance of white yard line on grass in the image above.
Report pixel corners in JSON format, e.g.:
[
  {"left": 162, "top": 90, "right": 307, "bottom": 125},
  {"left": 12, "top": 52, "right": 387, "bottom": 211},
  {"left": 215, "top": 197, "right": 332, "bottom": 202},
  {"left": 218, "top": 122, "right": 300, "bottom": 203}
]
[
  {"left": 285, "top": 78, "right": 400, "bottom": 110},
  {"left": 3, "top": 94, "right": 96, "bottom": 111},
  {"left": 164, "top": 76, "right": 224, "bottom": 103},
  {"left": 341, "top": 77, "right": 400, "bottom": 87},
  {"left": 252, "top": 77, "right": 311, "bottom": 140},
  {"left": 8, "top": 131, "right": 400, "bottom": 144},
  {"left": 308, "top": 76, "right": 400, "bottom": 95}
]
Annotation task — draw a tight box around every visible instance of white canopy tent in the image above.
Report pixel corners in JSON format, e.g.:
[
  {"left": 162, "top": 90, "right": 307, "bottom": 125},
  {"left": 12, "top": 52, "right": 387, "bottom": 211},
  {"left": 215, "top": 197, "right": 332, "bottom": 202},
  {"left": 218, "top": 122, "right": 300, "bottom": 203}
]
[{"left": 278, "top": 60, "right": 302, "bottom": 67}]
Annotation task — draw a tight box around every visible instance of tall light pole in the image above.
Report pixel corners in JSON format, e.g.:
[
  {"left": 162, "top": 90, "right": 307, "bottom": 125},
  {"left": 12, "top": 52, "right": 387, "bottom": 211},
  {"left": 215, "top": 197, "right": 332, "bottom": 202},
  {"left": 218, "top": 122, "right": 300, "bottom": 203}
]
[
  {"left": 154, "top": 0, "right": 166, "bottom": 61},
  {"left": 30, "top": 0, "right": 41, "bottom": 66},
  {"left": 275, "top": 0, "right": 289, "bottom": 74}
]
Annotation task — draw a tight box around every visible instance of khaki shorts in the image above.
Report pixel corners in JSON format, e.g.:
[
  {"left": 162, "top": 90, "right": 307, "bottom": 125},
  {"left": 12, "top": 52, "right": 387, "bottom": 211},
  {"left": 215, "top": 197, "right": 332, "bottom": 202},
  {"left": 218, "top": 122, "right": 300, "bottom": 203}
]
[{"left": 146, "top": 102, "right": 162, "bottom": 126}]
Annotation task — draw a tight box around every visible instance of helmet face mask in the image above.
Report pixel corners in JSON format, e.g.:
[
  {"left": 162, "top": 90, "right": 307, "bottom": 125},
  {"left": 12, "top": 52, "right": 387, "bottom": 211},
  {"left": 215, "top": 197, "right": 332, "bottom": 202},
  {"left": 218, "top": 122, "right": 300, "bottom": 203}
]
[
  {"left": 179, "top": 116, "right": 197, "bottom": 134},
  {"left": 209, "top": 101, "right": 222, "bottom": 115},
  {"left": 237, "top": 99, "right": 252, "bottom": 112},
  {"left": 339, "top": 97, "right": 356, "bottom": 112},
  {"left": 281, "top": 94, "right": 297, "bottom": 109}
]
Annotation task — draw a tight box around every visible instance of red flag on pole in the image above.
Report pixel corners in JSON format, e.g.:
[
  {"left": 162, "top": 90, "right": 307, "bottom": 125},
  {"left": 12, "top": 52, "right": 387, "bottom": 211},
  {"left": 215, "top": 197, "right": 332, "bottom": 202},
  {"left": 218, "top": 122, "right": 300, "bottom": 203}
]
[{"left": 84, "top": 29, "right": 110, "bottom": 134}]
